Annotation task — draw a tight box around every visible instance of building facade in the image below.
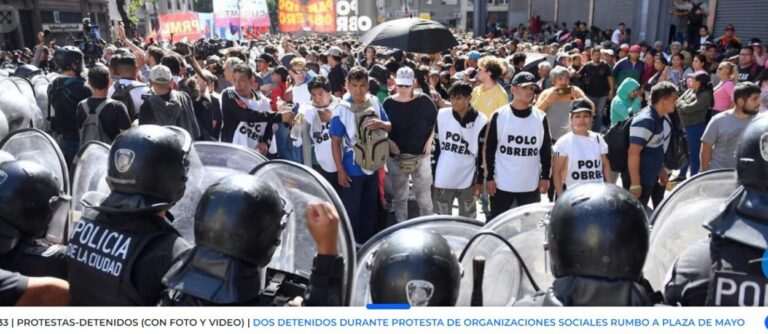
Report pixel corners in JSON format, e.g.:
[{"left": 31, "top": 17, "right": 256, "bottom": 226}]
[{"left": 0, "top": 0, "right": 109, "bottom": 50}]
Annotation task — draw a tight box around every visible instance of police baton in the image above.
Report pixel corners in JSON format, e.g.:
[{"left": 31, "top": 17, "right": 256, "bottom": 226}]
[{"left": 471, "top": 256, "right": 485, "bottom": 307}]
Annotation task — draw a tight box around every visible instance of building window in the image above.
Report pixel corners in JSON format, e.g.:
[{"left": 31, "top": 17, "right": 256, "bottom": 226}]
[{"left": 168, "top": 1, "right": 173, "bottom": 10}]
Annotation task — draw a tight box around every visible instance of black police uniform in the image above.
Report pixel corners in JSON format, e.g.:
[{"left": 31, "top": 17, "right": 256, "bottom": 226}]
[
  {"left": 0, "top": 268, "right": 27, "bottom": 306},
  {"left": 516, "top": 183, "right": 657, "bottom": 306},
  {"left": 159, "top": 174, "right": 345, "bottom": 306},
  {"left": 66, "top": 125, "right": 192, "bottom": 306},
  {"left": 0, "top": 242, "right": 67, "bottom": 279},
  {"left": 160, "top": 248, "right": 344, "bottom": 306},
  {"left": 663, "top": 117, "right": 768, "bottom": 306}
]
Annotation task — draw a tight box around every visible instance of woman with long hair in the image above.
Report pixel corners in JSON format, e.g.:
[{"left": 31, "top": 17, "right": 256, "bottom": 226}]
[
  {"left": 674, "top": 71, "right": 714, "bottom": 181},
  {"left": 360, "top": 46, "right": 377, "bottom": 70}
]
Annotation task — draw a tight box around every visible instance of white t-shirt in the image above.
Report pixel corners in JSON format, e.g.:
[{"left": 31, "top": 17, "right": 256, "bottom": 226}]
[
  {"left": 611, "top": 29, "right": 622, "bottom": 45},
  {"left": 553, "top": 131, "right": 608, "bottom": 188},
  {"left": 292, "top": 83, "right": 311, "bottom": 106}
]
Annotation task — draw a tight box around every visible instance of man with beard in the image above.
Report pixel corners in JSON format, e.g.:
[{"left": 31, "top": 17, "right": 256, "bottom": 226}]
[{"left": 700, "top": 82, "right": 761, "bottom": 171}]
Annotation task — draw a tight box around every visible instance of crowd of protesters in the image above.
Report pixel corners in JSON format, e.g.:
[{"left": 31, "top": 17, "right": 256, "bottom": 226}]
[{"left": 2, "top": 4, "right": 767, "bottom": 246}]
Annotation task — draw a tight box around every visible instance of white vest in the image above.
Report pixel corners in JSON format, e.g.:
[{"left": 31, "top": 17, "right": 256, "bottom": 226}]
[
  {"left": 232, "top": 93, "right": 270, "bottom": 149},
  {"left": 494, "top": 106, "right": 546, "bottom": 192},
  {"left": 435, "top": 108, "right": 487, "bottom": 189},
  {"left": 295, "top": 103, "right": 339, "bottom": 173},
  {"left": 554, "top": 132, "right": 607, "bottom": 188}
]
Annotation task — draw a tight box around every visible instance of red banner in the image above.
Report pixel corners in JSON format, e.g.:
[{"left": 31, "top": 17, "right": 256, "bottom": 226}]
[
  {"left": 159, "top": 12, "right": 202, "bottom": 42},
  {"left": 278, "top": 0, "right": 336, "bottom": 33}
]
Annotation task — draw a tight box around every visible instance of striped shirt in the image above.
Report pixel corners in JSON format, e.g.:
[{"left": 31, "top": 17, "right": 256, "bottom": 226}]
[{"left": 629, "top": 106, "right": 665, "bottom": 186}]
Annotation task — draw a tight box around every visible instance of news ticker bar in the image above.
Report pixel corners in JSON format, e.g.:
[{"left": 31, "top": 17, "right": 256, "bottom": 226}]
[{"left": 0, "top": 307, "right": 764, "bottom": 334}]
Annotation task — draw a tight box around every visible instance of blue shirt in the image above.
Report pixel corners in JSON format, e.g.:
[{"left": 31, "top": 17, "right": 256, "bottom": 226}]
[
  {"left": 612, "top": 58, "right": 644, "bottom": 88},
  {"left": 629, "top": 106, "right": 665, "bottom": 186},
  {"left": 329, "top": 95, "right": 389, "bottom": 176}
]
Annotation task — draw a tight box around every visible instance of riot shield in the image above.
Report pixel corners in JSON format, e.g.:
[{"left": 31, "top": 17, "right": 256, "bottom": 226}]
[
  {"left": 458, "top": 202, "right": 554, "bottom": 306},
  {"left": 169, "top": 142, "right": 267, "bottom": 242},
  {"left": 0, "top": 77, "right": 42, "bottom": 131},
  {"left": 250, "top": 160, "right": 356, "bottom": 305},
  {"left": 643, "top": 169, "right": 738, "bottom": 290},
  {"left": 350, "top": 216, "right": 484, "bottom": 306},
  {"left": 29, "top": 74, "right": 54, "bottom": 130},
  {"left": 0, "top": 129, "right": 70, "bottom": 244},
  {"left": 70, "top": 141, "right": 111, "bottom": 233}
]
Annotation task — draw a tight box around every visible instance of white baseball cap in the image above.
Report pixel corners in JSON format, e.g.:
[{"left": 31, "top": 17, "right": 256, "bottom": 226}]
[{"left": 395, "top": 66, "right": 415, "bottom": 86}]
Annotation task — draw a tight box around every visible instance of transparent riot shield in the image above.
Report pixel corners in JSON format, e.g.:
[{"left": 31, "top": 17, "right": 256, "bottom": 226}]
[
  {"left": 250, "top": 160, "right": 356, "bottom": 305},
  {"left": 0, "top": 129, "right": 70, "bottom": 244},
  {"left": 69, "top": 141, "right": 111, "bottom": 234},
  {"left": 350, "top": 216, "right": 484, "bottom": 306},
  {"left": 169, "top": 142, "right": 267, "bottom": 242},
  {"left": 643, "top": 169, "right": 738, "bottom": 290},
  {"left": 29, "top": 74, "right": 53, "bottom": 130},
  {"left": 458, "top": 202, "right": 554, "bottom": 306},
  {"left": 0, "top": 77, "right": 42, "bottom": 131}
]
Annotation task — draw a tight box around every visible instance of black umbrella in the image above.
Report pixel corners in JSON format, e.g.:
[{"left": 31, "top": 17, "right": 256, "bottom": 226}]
[{"left": 360, "top": 18, "right": 458, "bottom": 54}]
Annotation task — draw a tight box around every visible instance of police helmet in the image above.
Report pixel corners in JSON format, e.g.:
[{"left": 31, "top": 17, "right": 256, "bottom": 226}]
[
  {"left": 13, "top": 64, "right": 42, "bottom": 79},
  {"left": 53, "top": 46, "right": 84, "bottom": 74},
  {"left": 194, "top": 174, "right": 285, "bottom": 267},
  {"left": 548, "top": 183, "right": 649, "bottom": 281},
  {"left": 107, "top": 125, "right": 191, "bottom": 206},
  {"left": 737, "top": 116, "right": 768, "bottom": 192},
  {"left": 369, "top": 229, "right": 461, "bottom": 306},
  {"left": 0, "top": 160, "right": 65, "bottom": 240}
]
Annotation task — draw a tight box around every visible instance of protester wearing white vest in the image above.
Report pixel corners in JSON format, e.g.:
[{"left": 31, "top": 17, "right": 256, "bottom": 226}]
[
  {"left": 483, "top": 72, "right": 553, "bottom": 220},
  {"left": 293, "top": 75, "right": 344, "bottom": 192},
  {"left": 433, "top": 82, "right": 488, "bottom": 218},
  {"left": 552, "top": 98, "right": 613, "bottom": 198}
]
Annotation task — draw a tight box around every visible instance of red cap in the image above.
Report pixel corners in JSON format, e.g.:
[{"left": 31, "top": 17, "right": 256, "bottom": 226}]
[
  {"left": 573, "top": 38, "right": 583, "bottom": 46},
  {"left": 629, "top": 44, "right": 642, "bottom": 53}
]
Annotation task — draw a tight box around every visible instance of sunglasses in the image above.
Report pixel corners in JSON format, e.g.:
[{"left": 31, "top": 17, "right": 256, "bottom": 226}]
[
  {"left": 397, "top": 85, "right": 412, "bottom": 88},
  {"left": 291, "top": 69, "right": 306, "bottom": 74}
]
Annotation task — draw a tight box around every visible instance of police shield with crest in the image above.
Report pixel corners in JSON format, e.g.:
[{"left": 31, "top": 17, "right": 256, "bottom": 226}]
[
  {"left": 351, "top": 216, "right": 483, "bottom": 306},
  {"left": 663, "top": 117, "right": 768, "bottom": 306}
]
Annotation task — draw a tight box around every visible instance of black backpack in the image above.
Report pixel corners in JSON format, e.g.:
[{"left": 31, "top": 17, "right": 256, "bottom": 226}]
[
  {"left": 112, "top": 81, "right": 145, "bottom": 116},
  {"left": 604, "top": 114, "right": 635, "bottom": 172},
  {"left": 664, "top": 113, "right": 689, "bottom": 170}
]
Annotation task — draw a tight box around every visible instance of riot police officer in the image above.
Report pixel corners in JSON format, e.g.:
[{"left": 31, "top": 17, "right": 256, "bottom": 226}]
[
  {"left": 0, "top": 160, "right": 70, "bottom": 279},
  {"left": 66, "top": 125, "right": 192, "bottom": 306},
  {"left": 160, "top": 174, "right": 345, "bottom": 306},
  {"left": 368, "top": 229, "right": 461, "bottom": 306},
  {"left": 48, "top": 46, "right": 92, "bottom": 167},
  {"left": 665, "top": 116, "right": 768, "bottom": 306},
  {"left": 516, "top": 183, "right": 657, "bottom": 306}
]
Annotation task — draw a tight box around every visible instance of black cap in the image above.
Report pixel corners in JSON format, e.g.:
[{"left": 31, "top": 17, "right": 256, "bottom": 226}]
[
  {"left": 570, "top": 98, "right": 595, "bottom": 115},
  {"left": 511, "top": 71, "right": 537, "bottom": 86}
]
